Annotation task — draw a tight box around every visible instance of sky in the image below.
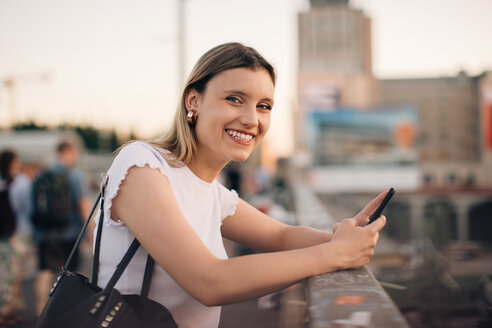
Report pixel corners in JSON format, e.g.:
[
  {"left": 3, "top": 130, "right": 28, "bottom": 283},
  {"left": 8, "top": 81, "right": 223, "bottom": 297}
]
[{"left": 1, "top": 0, "right": 492, "bottom": 157}]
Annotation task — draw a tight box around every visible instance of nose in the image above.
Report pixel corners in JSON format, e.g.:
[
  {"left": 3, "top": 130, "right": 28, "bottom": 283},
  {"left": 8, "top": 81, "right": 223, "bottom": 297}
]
[{"left": 240, "top": 105, "right": 258, "bottom": 128}]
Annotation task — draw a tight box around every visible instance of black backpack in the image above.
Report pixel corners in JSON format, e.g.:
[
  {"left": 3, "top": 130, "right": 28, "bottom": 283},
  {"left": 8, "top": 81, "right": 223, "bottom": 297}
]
[
  {"left": 0, "top": 181, "right": 16, "bottom": 238},
  {"left": 32, "top": 169, "right": 72, "bottom": 230}
]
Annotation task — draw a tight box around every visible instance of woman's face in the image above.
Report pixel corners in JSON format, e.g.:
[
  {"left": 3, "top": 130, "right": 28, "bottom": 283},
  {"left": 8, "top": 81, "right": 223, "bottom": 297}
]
[{"left": 188, "top": 67, "right": 275, "bottom": 165}]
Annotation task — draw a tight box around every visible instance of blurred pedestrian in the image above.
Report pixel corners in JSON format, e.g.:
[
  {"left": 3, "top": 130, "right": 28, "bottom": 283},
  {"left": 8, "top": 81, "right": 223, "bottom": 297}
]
[
  {"left": 31, "top": 140, "right": 91, "bottom": 316},
  {"left": 0, "top": 149, "right": 23, "bottom": 326}
]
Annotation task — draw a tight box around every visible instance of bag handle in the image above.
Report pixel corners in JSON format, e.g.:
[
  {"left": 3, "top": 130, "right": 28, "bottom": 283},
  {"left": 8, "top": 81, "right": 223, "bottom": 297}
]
[
  {"left": 92, "top": 178, "right": 107, "bottom": 285},
  {"left": 97, "top": 233, "right": 155, "bottom": 299},
  {"left": 63, "top": 192, "right": 101, "bottom": 272},
  {"left": 101, "top": 238, "right": 141, "bottom": 294},
  {"left": 141, "top": 255, "right": 155, "bottom": 297},
  {"left": 63, "top": 176, "right": 155, "bottom": 298}
]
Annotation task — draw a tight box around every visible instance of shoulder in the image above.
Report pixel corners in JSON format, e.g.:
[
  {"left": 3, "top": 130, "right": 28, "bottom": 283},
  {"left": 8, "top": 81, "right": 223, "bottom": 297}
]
[
  {"left": 104, "top": 141, "right": 172, "bottom": 199},
  {"left": 116, "top": 141, "right": 168, "bottom": 164},
  {"left": 109, "top": 141, "right": 164, "bottom": 176}
]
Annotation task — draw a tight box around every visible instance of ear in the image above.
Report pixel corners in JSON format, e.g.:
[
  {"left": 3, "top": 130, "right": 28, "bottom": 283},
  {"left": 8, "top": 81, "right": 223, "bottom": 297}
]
[{"left": 185, "top": 88, "right": 200, "bottom": 112}]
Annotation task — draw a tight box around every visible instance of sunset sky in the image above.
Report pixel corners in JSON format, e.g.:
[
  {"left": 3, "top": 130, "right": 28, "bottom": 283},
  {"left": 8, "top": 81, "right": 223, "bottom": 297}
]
[{"left": 1, "top": 0, "right": 491, "bottom": 156}]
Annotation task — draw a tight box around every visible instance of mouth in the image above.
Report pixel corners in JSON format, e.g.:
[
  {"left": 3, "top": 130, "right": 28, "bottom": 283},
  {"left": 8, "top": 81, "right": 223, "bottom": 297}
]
[{"left": 225, "top": 129, "right": 255, "bottom": 143}]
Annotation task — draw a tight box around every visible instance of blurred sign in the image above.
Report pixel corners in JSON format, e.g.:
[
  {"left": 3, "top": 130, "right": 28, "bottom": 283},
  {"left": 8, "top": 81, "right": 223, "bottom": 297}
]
[
  {"left": 482, "top": 84, "right": 492, "bottom": 150},
  {"left": 306, "top": 107, "right": 417, "bottom": 166},
  {"left": 300, "top": 80, "right": 340, "bottom": 112}
]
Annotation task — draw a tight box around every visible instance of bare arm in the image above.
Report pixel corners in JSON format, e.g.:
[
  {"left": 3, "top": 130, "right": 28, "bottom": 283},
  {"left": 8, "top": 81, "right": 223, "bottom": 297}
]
[
  {"left": 221, "top": 199, "right": 332, "bottom": 252},
  {"left": 221, "top": 187, "right": 393, "bottom": 252},
  {"left": 111, "top": 166, "right": 386, "bottom": 306}
]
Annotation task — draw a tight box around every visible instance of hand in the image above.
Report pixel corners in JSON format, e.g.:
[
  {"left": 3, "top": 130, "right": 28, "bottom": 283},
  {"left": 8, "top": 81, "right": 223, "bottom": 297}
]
[
  {"left": 332, "top": 222, "right": 341, "bottom": 234},
  {"left": 329, "top": 215, "right": 386, "bottom": 270},
  {"left": 354, "top": 190, "right": 392, "bottom": 227},
  {"left": 331, "top": 189, "right": 390, "bottom": 233}
]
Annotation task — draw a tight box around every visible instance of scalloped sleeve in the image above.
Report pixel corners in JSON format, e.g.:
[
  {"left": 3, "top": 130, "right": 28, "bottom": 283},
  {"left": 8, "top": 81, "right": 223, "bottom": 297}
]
[
  {"left": 102, "top": 141, "right": 168, "bottom": 225},
  {"left": 216, "top": 182, "right": 239, "bottom": 222}
]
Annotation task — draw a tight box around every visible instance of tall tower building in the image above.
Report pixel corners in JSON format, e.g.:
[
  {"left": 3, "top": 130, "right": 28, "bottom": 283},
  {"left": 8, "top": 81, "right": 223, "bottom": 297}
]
[
  {"left": 300, "top": 0, "right": 371, "bottom": 76},
  {"left": 298, "top": 0, "right": 377, "bottom": 109},
  {"left": 296, "top": 0, "right": 378, "bottom": 155}
]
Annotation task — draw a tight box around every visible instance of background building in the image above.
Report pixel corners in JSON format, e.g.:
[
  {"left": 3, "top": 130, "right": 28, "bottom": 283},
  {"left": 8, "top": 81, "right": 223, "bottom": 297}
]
[
  {"left": 297, "top": 0, "right": 492, "bottom": 192},
  {"left": 296, "top": 0, "right": 492, "bottom": 278},
  {"left": 297, "top": 0, "right": 378, "bottom": 153},
  {"left": 296, "top": 8, "right": 492, "bottom": 328},
  {"left": 379, "top": 71, "right": 487, "bottom": 189}
]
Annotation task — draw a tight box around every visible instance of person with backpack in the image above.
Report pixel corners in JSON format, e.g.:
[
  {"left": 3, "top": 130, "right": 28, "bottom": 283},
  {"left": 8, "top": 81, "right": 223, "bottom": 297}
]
[
  {"left": 0, "top": 149, "right": 24, "bottom": 326},
  {"left": 31, "top": 140, "right": 91, "bottom": 316}
]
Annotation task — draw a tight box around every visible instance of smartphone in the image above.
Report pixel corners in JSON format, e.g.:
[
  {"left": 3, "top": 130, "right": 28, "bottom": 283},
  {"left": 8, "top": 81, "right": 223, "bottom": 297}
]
[{"left": 368, "top": 188, "right": 395, "bottom": 224}]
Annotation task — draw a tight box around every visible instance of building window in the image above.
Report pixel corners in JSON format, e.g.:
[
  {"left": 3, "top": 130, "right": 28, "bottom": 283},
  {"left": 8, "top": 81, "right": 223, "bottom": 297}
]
[
  {"left": 465, "top": 174, "right": 476, "bottom": 188},
  {"left": 423, "top": 173, "right": 433, "bottom": 186},
  {"left": 447, "top": 173, "right": 457, "bottom": 185}
]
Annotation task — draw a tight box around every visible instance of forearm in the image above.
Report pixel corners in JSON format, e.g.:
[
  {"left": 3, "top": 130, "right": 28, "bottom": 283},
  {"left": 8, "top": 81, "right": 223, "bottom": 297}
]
[
  {"left": 277, "top": 225, "right": 332, "bottom": 251},
  {"left": 173, "top": 219, "right": 382, "bottom": 306},
  {"left": 222, "top": 200, "right": 332, "bottom": 253},
  {"left": 197, "top": 243, "right": 335, "bottom": 306}
]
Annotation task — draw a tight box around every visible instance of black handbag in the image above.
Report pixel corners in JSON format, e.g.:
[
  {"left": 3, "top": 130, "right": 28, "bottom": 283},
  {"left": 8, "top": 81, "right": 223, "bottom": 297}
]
[{"left": 34, "top": 182, "right": 178, "bottom": 328}]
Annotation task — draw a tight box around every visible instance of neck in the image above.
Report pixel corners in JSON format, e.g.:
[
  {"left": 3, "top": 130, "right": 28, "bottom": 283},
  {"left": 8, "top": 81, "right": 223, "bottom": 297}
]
[{"left": 187, "top": 156, "right": 228, "bottom": 183}]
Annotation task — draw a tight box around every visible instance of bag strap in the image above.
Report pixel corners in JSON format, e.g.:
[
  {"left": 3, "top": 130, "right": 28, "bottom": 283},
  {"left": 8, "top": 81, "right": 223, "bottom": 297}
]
[
  {"left": 101, "top": 238, "right": 141, "bottom": 294},
  {"left": 141, "top": 256, "right": 155, "bottom": 297},
  {"left": 64, "top": 176, "right": 155, "bottom": 297},
  {"left": 63, "top": 192, "right": 102, "bottom": 272},
  {"left": 91, "top": 178, "right": 107, "bottom": 285},
  {"left": 98, "top": 236, "right": 155, "bottom": 299}
]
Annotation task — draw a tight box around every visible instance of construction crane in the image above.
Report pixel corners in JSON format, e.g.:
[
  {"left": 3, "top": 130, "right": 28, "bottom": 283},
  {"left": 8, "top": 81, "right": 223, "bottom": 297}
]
[{"left": 1, "top": 71, "right": 51, "bottom": 129}]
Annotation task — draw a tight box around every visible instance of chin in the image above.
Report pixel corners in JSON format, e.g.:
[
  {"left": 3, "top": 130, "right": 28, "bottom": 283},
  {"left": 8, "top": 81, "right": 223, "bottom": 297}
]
[
  {"left": 230, "top": 155, "right": 250, "bottom": 163},
  {"left": 229, "top": 151, "right": 252, "bottom": 162}
]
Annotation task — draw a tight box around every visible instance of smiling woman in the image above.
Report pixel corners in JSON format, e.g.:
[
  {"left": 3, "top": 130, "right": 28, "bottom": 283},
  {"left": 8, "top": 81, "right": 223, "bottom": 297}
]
[{"left": 93, "top": 42, "right": 388, "bottom": 328}]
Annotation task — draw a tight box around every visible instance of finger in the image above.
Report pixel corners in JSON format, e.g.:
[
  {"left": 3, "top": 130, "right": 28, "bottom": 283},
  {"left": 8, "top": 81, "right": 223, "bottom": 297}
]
[
  {"left": 354, "top": 189, "right": 391, "bottom": 223},
  {"left": 341, "top": 218, "right": 357, "bottom": 227},
  {"left": 366, "top": 215, "right": 386, "bottom": 231},
  {"left": 332, "top": 223, "right": 341, "bottom": 233}
]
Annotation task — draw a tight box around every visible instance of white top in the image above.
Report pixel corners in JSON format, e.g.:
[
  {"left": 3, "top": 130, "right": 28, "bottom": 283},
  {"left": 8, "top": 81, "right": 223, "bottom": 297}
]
[{"left": 95, "top": 141, "right": 238, "bottom": 328}]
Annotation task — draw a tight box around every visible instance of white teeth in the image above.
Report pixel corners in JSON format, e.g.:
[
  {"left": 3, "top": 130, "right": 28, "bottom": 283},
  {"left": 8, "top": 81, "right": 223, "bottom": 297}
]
[{"left": 226, "top": 130, "right": 253, "bottom": 142}]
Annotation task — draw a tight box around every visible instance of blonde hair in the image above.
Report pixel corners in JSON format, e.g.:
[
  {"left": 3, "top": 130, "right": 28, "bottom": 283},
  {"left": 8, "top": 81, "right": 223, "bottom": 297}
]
[{"left": 150, "top": 42, "right": 276, "bottom": 166}]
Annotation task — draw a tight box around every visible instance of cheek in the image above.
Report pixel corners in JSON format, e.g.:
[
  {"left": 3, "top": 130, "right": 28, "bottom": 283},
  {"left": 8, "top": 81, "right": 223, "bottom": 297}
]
[
  {"left": 195, "top": 114, "right": 223, "bottom": 145},
  {"left": 259, "top": 114, "right": 271, "bottom": 135}
]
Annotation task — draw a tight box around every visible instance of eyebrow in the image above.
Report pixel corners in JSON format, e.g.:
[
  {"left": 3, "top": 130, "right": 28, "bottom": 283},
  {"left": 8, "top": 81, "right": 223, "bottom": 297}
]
[{"left": 223, "top": 89, "right": 274, "bottom": 104}]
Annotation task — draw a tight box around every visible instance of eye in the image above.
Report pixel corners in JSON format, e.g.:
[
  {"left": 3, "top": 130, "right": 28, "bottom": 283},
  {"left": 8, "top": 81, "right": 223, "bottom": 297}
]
[
  {"left": 226, "top": 96, "right": 241, "bottom": 103},
  {"left": 257, "top": 103, "right": 272, "bottom": 111}
]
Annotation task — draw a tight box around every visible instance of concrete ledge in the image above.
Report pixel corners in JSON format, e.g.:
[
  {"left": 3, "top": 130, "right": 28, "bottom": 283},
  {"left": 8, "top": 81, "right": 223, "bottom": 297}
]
[
  {"left": 293, "top": 179, "right": 410, "bottom": 327},
  {"left": 307, "top": 267, "right": 409, "bottom": 327}
]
